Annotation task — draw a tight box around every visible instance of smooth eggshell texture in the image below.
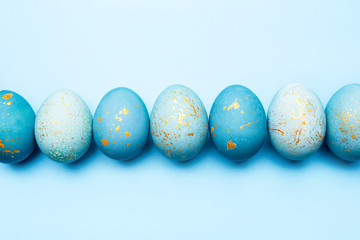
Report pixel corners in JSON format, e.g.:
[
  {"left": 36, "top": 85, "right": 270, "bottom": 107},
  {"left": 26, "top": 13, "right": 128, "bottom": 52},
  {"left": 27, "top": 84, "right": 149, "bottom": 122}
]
[
  {"left": 209, "top": 85, "right": 267, "bottom": 160},
  {"left": 326, "top": 84, "right": 360, "bottom": 161},
  {"left": 150, "top": 85, "right": 208, "bottom": 161},
  {"left": 268, "top": 83, "right": 326, "bottom": 160},
  {"left": 93, "top": 87, "right": 149, "bottom": 160},
  {"left": 0, "top": 90, "right": 36, "bottom": 164},
  {"left": 35, "top": 90, "right": 92, "bottom": 163}
]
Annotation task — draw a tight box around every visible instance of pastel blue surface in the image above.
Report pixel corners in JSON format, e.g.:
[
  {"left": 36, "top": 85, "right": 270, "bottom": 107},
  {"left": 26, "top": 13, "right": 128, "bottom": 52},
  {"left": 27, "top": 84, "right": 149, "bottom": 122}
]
[
  {"left": 93, "top": 87, "right": 149, "bottom": 160},
  {"left": 1, "top": 0, "right": 360, "bottom": 239},
  {"left": 326, "top": 84, "right": 360, "bottom": 161},
  {"left": 209, "top": 85, "right": 266, "bottom": 160},
  {"left": 0, "top": 90, "right": 35, "bottom": 163},
  {"left": 151, "top": 85, "right": 208, "bottom": 161}
]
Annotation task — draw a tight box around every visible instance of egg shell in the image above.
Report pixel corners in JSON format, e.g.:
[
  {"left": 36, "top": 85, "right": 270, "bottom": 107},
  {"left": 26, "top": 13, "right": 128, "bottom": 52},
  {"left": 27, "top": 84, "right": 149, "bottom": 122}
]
[
  {"left": 209, "top": 85, "right": 266, "bottom": 160},
  {"left": 93, "top": 87, "right": 149, "bottom": 160},
  {"left": 150, "top": 85, "right": 208, "bottom": 161},
  {"left": 35, "top": 90, "right": 92, "bottom": 163},
  {"left": 0, "top": 90, "right": 36, "bottom": 164},
  {"left": 268, "top": 83, "right": 326, "bottom": 160},
  {"left": 326, "top": 84, "right": 360, "bottom": 161}
]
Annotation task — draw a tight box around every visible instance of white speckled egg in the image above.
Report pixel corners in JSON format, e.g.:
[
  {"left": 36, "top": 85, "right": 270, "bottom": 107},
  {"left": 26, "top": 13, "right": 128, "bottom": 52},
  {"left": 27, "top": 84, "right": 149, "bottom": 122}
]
[
  {"left": 150, "top": 85, "right": 208, "bottom": 161},
  {"left": 35, "top": 90, "right": 93, "bottom": 163},
  {"left": 268, "top": 83, "right": 326, "bottom": 160}
]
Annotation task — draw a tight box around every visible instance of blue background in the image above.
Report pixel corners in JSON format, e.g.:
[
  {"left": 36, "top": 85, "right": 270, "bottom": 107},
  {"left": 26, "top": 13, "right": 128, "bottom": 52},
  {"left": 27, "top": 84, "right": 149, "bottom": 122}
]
[{"left": 1, "top": 0, "right": 360, "bottom": 239}]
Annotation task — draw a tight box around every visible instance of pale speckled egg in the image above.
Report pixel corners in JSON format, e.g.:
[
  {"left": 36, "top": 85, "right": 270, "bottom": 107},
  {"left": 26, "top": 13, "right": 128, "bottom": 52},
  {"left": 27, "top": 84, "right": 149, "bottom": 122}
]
[
  {"left": 326, "top": 84, "right": 360, "bottom": 161},
  {"left": 0, "top": 90, "right": 36, "bottom": 164},
  {"left": 35, "top": 90, "right": 92, "bottom": 163},
  {"left": 150, "top": 85, "right": 208, "bottom": 161},
  {"left": 209, "top": 85, "right": 266, "bottom": 160},
  {"left": 268, "top": 83, "right": 326, "bottom": 160},
  {"left": 93, "top": 87, "right": 149, "bottom": 160}
]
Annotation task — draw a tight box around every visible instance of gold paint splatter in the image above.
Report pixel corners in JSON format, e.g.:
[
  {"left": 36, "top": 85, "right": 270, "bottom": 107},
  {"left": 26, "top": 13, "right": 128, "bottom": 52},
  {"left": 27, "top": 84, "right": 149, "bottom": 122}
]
[
  {"left": 233, "top": 102, "right": 240, "bottom": 109},
  {"left": 240, "top": 122, "right": 255, "bottom": 129},
  {"left": 269, "top": 128, "right": 285, "bottom": 136},
  {"left": 7, "top": 101, "right": 12, "bottom": 105},
  {"left": 55, "top": 121, "right": 59, "bottom": 124},
  {"left": 125, "top": 132, "right": 130, "bottom": 137},
  {"left": 178, "top": 113, "right": 186, "bottom": 125},
  {"left": 0, "top": 140, "right": 4, "bottom": 148},
  {"left": 223, "top": 106, "right": 226, "bottom": 110},
  {"left": 115, "top": 126, "right": 120, "bottom": 132},
  {"left": 211, "top": 127, "right": 214, "bottom": 133},
  {"left": 1, "top": 93, "right": 12, "bottom": 99},
  {"left": 227, "top": 102, "right": 240, "bottom": 110},
  {"left": 123, "top": 107, "right": 129, "bottom": 115},
  {"left": 186, "top": 133, "right": 194, "bottom": 136},
  {"left": 165, "top": 120, "right": 168, "bottom": 124},
  {"left": 227, "top": 140, "right": 236, "bottom": 150},
  {"left": 14, "top": 150, "right": 20, "bottom": 153},
  {"left": 98, "top": 127, "right": 101, "bottom": 130},
  {"left": 241, "top": 111, "right": 244, "bottom": 114},
  {"left": 101, "top": 139, "right": 109, "bottom": 146},
  {"left": 127, "top": 143, "right": 130, "bottom": 146},
  {"left": 98, "top": 118, "right": 101, "bottom": 121},
  {"left": 136, "top": 105, "right": 139, "bottom": 107},
  {"left": 2, "top": 150, "right": 13, "bottom": 154},
  {"left": 226, "top": 129, "right": 229, "bottom": 132}
]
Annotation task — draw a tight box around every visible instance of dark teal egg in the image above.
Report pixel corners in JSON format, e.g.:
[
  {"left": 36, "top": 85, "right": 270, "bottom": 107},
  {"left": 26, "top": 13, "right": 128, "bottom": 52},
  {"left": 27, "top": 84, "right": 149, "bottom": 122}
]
[
  {"left": 93, "top": 88, "right": 149, "bottom": 160},
  {"left": 326, "top": 84, "right": 360, "bottom": 161},
  {"left": 209, "top": 85, "right": 266, "bottom": 160},
  {"left": 0, "top": 90, "right": 36, "bottom": 164}
]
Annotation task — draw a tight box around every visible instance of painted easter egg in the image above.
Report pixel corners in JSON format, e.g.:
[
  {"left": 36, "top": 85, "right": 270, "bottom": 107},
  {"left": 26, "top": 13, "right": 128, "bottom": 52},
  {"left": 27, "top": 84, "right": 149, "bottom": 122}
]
[
  {"left": 268, "top": 83, "right": 326, "bottom": 160},
  {"left": 150, "top": 85, "right": 208, "bottom": 161},
  {"left": 93, "top": 87, "right": 149, "bottom": 160},
  {"left": 0, "top": 90, "right": 36, "bottom": 164},
  {"left": 326, "top": 84, "right": 360, "bottom": 161},
  {"left": 35, "top": 90, "right": 92, "bottom": 163},
  {"left": 209, "top": 85, "right": 266, "bottom": 160}
]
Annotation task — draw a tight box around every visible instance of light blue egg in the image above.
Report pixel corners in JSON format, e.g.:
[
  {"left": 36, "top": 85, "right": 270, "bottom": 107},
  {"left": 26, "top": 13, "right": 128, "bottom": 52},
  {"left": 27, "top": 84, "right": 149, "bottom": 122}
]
[
  {"left": 209, "top": 85, "right": 266, "bottom": 160},
  {"left": 93, "top": 87, "right": 149, "bottom": 160},
  {"left": 268, "top": 83, "right": 326, "bottom": 160},
  {"left": 35, "top": 90, "right": 92, "bottom": 163},
  {"left": 0, "top": 90, "right": 36, "bottom": 164},
  {"left": 326, "top": 84, "right": 360, "bottom": 161},
  {"left": 150, "top": 85, "right": 208, "bottom": 161}
]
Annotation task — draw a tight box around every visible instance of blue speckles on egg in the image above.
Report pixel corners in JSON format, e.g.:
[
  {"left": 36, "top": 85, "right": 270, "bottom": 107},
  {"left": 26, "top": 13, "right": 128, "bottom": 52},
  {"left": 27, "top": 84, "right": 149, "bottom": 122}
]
[
  {"left": 93, "top": 87, "right": 149, "bottom": 160},
  {"left": 0, "top": 90, "right": 36, "bottom": 164},
  {"left": 268, "top": 83, "right": 326, "bottom": 160},
  {"left": 326, "top": 84, "right": 360, "bottom": 161},
  {"left": 35, "top": 90, "right": 92, "bottom": 163},
  {"left": 209, "top": 85, "right": 266, "bottom": 160},
  {"left": 150, "top": 85, "right": 208, "bottom": 161}
]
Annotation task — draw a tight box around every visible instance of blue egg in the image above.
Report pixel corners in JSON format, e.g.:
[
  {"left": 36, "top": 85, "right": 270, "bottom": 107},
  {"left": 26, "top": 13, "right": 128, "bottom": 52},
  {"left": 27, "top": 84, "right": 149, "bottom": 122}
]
[
  {"left": 35, "top": 90, "right": 92, "bottom": 163},
  {"left": 268, "top": 83, "right": 326, "bottom": 160},
  {"left": 0, "top": 90, "right": 36, "bottom": 164},
  {"left": 209, "top": 85, "right": 266, "bottom": 160},
  {"left": 93, "top": 88, "right": 149, "bottom": 160},
  {"left": 326, "top": 84, "right": 360, "bottom": 161},
  {"left": 150, "top": 85, "right": 208, "bottom": 161}
]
